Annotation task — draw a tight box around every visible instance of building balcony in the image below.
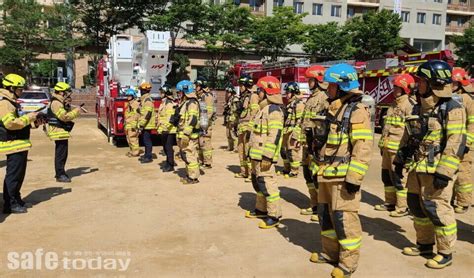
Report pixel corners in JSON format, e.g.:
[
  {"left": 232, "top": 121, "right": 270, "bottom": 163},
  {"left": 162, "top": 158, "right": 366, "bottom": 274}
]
[
  {"left": 447, "top": 2, "right": 474, "bottom": 16},
  {"left": 445, "top": 22, "right": 471, "bottom": 35},
  {"left": 347, "top": 0, "right": 380, "bottom": 8}
]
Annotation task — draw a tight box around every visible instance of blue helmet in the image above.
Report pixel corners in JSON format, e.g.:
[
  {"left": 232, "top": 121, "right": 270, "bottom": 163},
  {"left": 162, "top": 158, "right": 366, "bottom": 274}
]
[
  {"left": 284, "top": 82, "right": 300, "bottom": 94},
  {"left": 125, "top": 88, "right": 137, "bottom": 98},
  {"left": 324, "top": 64, "right": 360, "bottom": 92},
  {"left": 176, "top": 80, "right": 195, "bottom": 95}
]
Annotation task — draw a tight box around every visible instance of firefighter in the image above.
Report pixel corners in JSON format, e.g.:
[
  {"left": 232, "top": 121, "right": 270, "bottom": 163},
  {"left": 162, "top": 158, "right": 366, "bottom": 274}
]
[
  {"left": 195, "top": 77, "right": 215, "bottom": 169},
  {"left": 176, "top": 80, "right": 200, "bottom": 184},
  {"left": 47, "top": 82, "right": 81, "bottom": 183},
  {"left": 0, "top": 74, "right": 41, "bottom": 213},
  {"left": 157, "top": 84, "right": 177, "bottom": 172},
  {"left": 397, "top": 60, "right": 465, "bottom": 269},
  {"left": 375, "top": 74, "right": 416, "bottom": 217},
  {"left": 124, "top": 88, "right": 140, "bottom": 157},
  {"left": 280, "top": 82, "right": 305, "bottom": 177},
  {"left": 235, "top": 74, "right": 259, "bottom": 181},
  {"left": 310, "top": 64, "right": 373, "bottom": 278},
  {"left": 223, "top": 86, "right": 240, "bottom": 152},
  {"left": 300, "top": 65, "right": 330, "bottom": 222},
  {"left": 245, "top": 76, "right": 284, "bottom": 229},
  {"left": 137, "top": 82, "right": 156, "bottom": 164},
  {"left": 451, "top": 67, "right": 474, "bottom": 214}
]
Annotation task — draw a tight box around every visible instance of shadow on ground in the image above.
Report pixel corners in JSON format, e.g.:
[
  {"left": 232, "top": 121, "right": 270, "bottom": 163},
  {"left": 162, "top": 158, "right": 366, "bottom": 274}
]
[
  {"left": 276, "top": 218, "right": 321, "bottom": 253},
  {"left": 66, "top": 167, "right": 99, "bottom": 178},
  {"left": 0, "top": 187, "right": 71, "bottom": 224},
  {"left": 238, "top": 192, "right": 256, "bottom": 211},
  {"left": 279, "top": 186, "right": 310, "bottom": 210},
  {"left": 361, "top": 189, "right": 384, "bottom": 207}
]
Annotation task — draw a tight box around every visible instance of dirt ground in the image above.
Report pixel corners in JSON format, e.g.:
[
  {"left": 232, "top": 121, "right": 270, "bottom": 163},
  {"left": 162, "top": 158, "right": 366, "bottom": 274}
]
[{"left": 0, "top": 117, "right": 472, "bottom": 277}]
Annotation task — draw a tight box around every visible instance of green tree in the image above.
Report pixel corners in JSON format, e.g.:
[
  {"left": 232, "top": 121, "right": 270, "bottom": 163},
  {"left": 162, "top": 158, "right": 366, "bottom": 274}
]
[
  {"left": 452, "top": 23, "right": 474, "bottom": 72},
  {"left": 189, "top": 2, "right": 253, "bottom": 88},
  {"left": 250, "top": 6, "right": 307, "bottom": 62},
  {"left": 303, "top": 22, "right": 355, "bottom": 62},
  {"left": 0, "top": 0, "right": 48, "bottom": 80},
  {"left": 346, "top": 10, "right": 403, "bottom": 61}
]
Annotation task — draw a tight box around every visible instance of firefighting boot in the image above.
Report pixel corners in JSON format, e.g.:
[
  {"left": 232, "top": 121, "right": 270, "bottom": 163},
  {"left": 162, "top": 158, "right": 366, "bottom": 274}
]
[
  {"left": 4, "top": 204, "right": 27, "bottom": 214},
  {"left": 245, "top": 209, "right": 268, "bottom": 219},
  {"left": 331, "top": 267, "right": 351, "bottom": 278},
  {"left": 389, "top": 209, "right": 409, "bottom": 217},
  {"left": 234, "top": 173, "right": 248, "bottom": 179},
  {"left": 56, "top": 175, "right": 72, "bottom": 183},
  {"left": 402, "top": 243, "right": 434, "bottom": 256},
  {"left": 300, "top": 206, "right": 316, "bottom": 215},
  {"left": 310, "top": 253, "right": 337, "bottom": 264},
  {"left": 374, "top": 203, "right": 395, "bottom": 211},
  {"left": 454, "top": 205, "right": 469, "bottom": 214},
  {"left": 180, "top": 177, "right": 199, "bottom": 184},
  {"left": 203, "top": 164, "right": 212, "bottom": 169},
  {"left": 162, "top": 164, "right": 175, "bottom": 173},
  {"left": 258, "top": 216, "right": 280, "bottom": 229},
  {"left": 140, "top": 157, "right": 153, "bottom": 164},
  {"left": 284, "top": 173, "right": 298, "bottom": 179},
  {"left": 426, "top": 253, "right": 453, "bottom": 269}
]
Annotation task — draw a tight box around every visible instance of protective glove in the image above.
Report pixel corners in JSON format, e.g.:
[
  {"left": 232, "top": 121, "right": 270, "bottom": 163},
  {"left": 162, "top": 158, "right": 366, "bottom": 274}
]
[
  {"left": 345, "top": 182, "right": 361, "bottom": 194},
  {"left": 433, "top": 173, "right": 450, "bottom": 189},
  {"left": 394, "top": 163, "right": 404, "bottom": 180},
  {"left": 260, "top": 157, "right": 273, "bottom": 172},
  {"left": 180, "top": 135, "right": 190, "bottom": 148}
]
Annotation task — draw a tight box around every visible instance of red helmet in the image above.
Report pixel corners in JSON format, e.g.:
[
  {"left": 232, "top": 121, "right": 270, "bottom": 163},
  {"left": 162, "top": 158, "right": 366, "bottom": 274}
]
[
  {"left": 305, "top": 65, "right": 325, "bottom": 82},
  {"left": 257, "top": 76, "right": 281, "bottom": 95},
  {"left": 393, "top": 74, "right": 415, "bottom": 94},
  {"left": 452, "top": 67, "right": 471, "bottom": 87}
]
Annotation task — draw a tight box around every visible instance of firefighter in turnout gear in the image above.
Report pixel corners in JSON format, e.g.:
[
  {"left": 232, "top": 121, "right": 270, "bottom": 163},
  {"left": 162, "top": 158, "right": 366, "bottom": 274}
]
[
  {"left": 124, "top": 88, "right": 140, "bottom": 157},
  {"left": 0, "top": 74, "right": 42, "bottom": 214},
  {"left": 300, "top": 65, "right": 330, "bottom": 222},
  {"left": 280, "top": 82, "right": 305, "bottom": 177},
  {"left": 245, "top": 76, "right": 284, "bottom": 229},
  {"left": 311, "top": 64, "right": 373, "bottom": 278},
  {"left": 47, "top": 82, "right": 81, "bottom": 183},
  {"left": 224, "top": 86, "right": 240, "bottom": 152},
  {"left": 398, "top": 60, "right": 465, "bottom": 269},
  {"left": 375, "top": 74, "right": 416, "bottom": 217},
  {"left": 235, "top": 74, "right": 259, "bottom": 180},
  {"left": 195, "top": 77, "right": 216, "bottom": 169},
  {"left": 176, "top": 80, "right": 200, "bottom": 184},
  {"left": 138, "top": 82, "right": 156, "bottom": 164},
  {"left": 451, "top": 67, "right": 474, "bottom": 213},
  {"left": 157, "top": 84, "right": 177, "bottom": 172}
]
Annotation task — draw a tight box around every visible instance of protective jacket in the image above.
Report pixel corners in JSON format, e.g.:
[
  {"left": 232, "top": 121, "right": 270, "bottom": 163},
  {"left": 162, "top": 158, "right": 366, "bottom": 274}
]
[
  {"left": 157, "top": 97, "right": 177, "bottom": 134},
  {"left": 138, "top": 93, "right": 156, "bottom": 130},
  {"left": 178, "top": 96, "right": 200, "bottom": 140},
  {"left": 47, "top": 93, "right": 80, "bottom": 141},
  {"left": 0, "top": 89, "right": 36, "bottom": 154},
  {"left": 224, "top": 94, "right": 240, "bottom": 125},
  {"left": 238, "top": 89, "right": 260, "bottom": 134},
  {"left": 124, "top": 99, "right": 140, "bottom": 131},
  {"left": 284, "top": 96, "right": 305, "bottom": 142}
]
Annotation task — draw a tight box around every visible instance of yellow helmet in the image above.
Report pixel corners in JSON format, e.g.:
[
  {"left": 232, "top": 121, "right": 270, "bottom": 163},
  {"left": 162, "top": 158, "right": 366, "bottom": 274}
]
[
  {"left": 139, "top": 82, "right": 152, "bottom": 90},
  {"left": 54, "top": 82, "right": 71, "bottom": 92},
  {"left": 2, "top": 74, "right": 26, "bottom": 88}
]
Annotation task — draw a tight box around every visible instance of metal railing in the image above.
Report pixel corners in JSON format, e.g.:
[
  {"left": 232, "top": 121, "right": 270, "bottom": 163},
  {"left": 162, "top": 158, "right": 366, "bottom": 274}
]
[
  {"left": 447, "top": 2, "right": 474, "bottom": 12},
  {"left": 446, "top": 22, "right": 471, "bottom": 33}
]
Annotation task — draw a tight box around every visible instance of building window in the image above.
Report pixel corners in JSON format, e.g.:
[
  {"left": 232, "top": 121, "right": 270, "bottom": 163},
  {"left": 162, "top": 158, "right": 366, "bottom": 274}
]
[
  {"left": 273, "top": 0, "right": 284, "bottom": 7},
  {"left": 458, "top": 17, "right": 467, "bottom": 26},
  {"left": 432, "top": 14, "right": 441, "bottom": 25},
  {"left": 417, "top": 12, "right": 426, "bottom": 24},
  {"left": 331, "top": 5, "right": 341, "bottom": 17},
  {"left": 401, "top": 11, "right": 410, "bottom": 22},
  {"left": 312, "top": 3, "right": 323, "bottom": 15},
  {"left": 347, "top": 7, "right": 355, "bottom": 18},
  {"left": 294, "top": 1, "right": 304, "bottom": 14},
  {"left": 434, "top": 0, "right": 442, "bottom": 3}
]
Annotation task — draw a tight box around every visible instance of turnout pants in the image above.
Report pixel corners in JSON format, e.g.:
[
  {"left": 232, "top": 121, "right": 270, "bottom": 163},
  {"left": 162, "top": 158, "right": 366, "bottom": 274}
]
[
  {"left": 55, "top": 140, "right": 69, "bottom": 178},
  {"left": 455, "top": 148, "right": 473, "bottom": 207},
  {"left": 226, "top": 122, "right": 237, "bottom": 151},
  {"left": 237, "top": 130, "right": 251, "bottom": 177},
  {"left": 126, "top": 128, "right": 140, "bottom": 156},
  {"left": 302, "top": 146, "right": 318, "bottom": 209},
  {"left": 179, "top": 138, "right": 200, "bottom": 180},
  {"left": 3, "top": 151, "right": 28, "bottom": 209},
  {"left": 281, "top": 131, "right": 302, "bottom": 175},
  {"left": 251, "top": 160, "right": 281, "bottom": 218},
  {"left": 407, "top": 172, "right": 457, "bottom": 255},
  {"left": 199, "top": 126, "right": 213, "bottom": 166},
  {"left": 318, "top": 180, "right": 362, "bottom": 273},
  {"left": 162, "top": 133, "right": 176, "bottom": 167},
  {"left": 381, "top": 148, "right": 408, "bottom": 211}
]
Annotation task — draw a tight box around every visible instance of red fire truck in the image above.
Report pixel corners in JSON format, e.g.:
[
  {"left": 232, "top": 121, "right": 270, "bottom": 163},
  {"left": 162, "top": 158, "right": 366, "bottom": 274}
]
[
  {"left": 230, "top": 50, "right": 455, "bottom": 128},
  {"left": 96, "top": 31, "right": 171, "bottom": 143}
]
